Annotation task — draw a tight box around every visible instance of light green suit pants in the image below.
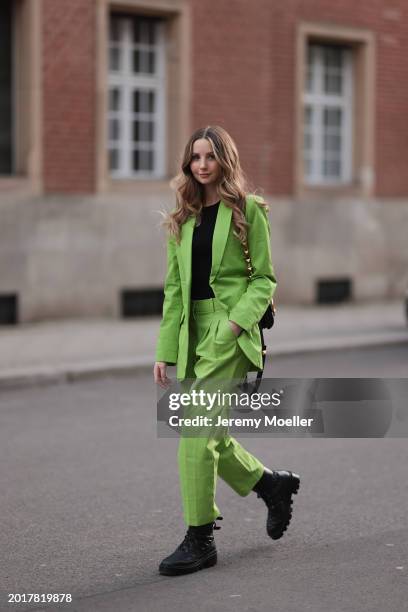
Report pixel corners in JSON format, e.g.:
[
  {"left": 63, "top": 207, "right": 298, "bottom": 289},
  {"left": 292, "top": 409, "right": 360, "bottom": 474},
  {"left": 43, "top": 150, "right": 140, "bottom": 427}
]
[{"left": 177, "top": 297, "right": 265, "bottom": 526}]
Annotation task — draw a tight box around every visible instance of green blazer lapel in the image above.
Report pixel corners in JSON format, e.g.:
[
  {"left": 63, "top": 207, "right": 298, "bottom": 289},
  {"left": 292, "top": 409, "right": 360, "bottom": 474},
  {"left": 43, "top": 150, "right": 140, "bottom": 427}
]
[
  {"left": 210, "top": 200, "right": 232, "bottom": 283},
  {"left": 178, "top": 215, "right": 195, "bottom": 286}
]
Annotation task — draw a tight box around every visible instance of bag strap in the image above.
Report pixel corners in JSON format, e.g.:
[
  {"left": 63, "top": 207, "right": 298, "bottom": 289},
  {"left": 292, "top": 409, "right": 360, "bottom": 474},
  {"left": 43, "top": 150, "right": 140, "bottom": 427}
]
[{"left": 238, "top": 214, "right": 267, "bottom": 394}]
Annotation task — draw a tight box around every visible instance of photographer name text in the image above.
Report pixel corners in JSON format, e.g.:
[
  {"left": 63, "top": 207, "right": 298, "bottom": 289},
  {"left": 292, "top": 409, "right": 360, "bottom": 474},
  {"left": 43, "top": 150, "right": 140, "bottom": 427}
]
[{"left": 168, "top": 414, "right": 314, "bottom": 429}]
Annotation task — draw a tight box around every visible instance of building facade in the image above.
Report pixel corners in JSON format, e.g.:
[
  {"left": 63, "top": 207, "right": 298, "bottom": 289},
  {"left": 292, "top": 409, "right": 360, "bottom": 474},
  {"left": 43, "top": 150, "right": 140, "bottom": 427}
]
[{"left": 0, "top": 0, "right": 407, "bottom": 322}]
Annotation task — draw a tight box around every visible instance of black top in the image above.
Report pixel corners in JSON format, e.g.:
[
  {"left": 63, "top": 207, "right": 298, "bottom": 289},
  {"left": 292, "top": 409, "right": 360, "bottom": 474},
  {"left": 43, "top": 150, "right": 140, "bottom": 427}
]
[{"left": 191, "top": 201, "right": 220, "bottom": 299}]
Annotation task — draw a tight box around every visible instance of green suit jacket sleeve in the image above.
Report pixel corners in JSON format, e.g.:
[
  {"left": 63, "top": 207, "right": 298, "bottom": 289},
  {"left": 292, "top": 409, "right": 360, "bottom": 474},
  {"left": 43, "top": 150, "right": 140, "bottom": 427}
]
[
  {"left": 155, "top": 235, "right": 183, "bottom": 364},
  {"left": 228, "top": 197, "right": 276, "bottom": 332}
]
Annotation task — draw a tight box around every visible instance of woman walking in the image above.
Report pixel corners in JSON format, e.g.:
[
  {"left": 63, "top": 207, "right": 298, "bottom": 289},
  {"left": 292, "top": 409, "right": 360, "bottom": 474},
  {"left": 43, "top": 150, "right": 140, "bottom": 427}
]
[{"left": 154, "top": 126, "right": 300, "bottom": 576}]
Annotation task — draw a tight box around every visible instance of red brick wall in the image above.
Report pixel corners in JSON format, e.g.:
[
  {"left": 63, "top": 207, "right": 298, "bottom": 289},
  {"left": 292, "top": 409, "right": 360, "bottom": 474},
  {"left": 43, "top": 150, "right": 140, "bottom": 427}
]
[
  {"left": 40, "top": 0, "right": 408, "bottom": 196},
  {"left": 191, "top": 0, "right": 274, "bottom": 195},
  {"left": 191, "top": 0, "right": 408, "bottom": 197},
  {"left": 42, "top": 0, "right": 96, "bottom": 193},
  {"left": 374, "top": 3, "right": 408, "bottom": 196}
]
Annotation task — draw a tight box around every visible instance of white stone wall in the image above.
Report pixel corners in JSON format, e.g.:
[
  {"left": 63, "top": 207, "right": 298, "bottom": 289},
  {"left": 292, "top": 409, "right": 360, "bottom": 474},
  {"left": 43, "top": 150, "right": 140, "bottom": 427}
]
[
  {"left": 1, "top": 190, "right": 407, "bottom": 321},
  {"left": 269, "top": 197, "right": 406, "bottom": 303}
]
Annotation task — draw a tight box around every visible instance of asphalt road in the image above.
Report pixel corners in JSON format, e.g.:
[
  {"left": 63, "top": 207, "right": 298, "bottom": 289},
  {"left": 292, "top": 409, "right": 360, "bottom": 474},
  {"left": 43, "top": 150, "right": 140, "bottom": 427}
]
[
  {"left": 0, "top": 345, "right": 407, "bottom": 612},
  {"left": 264, "top": 343, "right": 408, "bottom": 377}
]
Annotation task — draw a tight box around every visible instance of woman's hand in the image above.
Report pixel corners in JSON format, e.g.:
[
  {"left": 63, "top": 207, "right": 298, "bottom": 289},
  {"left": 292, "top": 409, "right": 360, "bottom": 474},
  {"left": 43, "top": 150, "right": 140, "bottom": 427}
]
[
  {"left": 228, "top": 320, "right": 243, "bottom": 337},
  {"left": 154, "top": 361, "right": 171, "bottom": 388}
]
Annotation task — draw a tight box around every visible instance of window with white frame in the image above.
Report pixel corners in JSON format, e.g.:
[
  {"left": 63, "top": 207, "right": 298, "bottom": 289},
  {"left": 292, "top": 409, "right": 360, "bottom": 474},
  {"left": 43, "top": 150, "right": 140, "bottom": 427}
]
[
  {"left": 108, "top": 14, "right": 166, "bottom": 179},
  {"left": 303, "top": 43, "right": 353, "bottom": 185}
]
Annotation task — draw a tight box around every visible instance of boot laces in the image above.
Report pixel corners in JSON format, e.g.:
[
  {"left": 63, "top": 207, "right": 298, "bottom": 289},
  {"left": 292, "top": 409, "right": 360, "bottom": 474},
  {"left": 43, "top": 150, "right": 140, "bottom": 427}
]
[
  {"left": 180, "top": 515, "right": 223, "bottom": 551},
  {"left": 179, "top": 533, "right": 196, "bottom": 553}
]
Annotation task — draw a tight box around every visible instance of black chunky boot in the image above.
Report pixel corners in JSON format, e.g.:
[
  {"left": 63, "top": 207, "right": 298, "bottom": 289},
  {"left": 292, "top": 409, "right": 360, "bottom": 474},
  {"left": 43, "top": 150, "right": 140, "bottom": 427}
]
[
  {"left": 253, "top": 469, "right": 300, "bottom": 540},
  {"left": 159, "top": 517, "right": 222, "bottom": 576}
]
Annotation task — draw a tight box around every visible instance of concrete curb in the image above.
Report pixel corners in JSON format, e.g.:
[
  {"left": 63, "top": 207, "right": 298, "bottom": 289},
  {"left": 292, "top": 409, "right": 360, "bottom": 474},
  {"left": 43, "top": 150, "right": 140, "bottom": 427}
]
[
  {"left": 0, "top": 334, "right": 407, "bottom": 391},
  {"left": 0, "top": 357, "right": 153, "bottom": 391}
]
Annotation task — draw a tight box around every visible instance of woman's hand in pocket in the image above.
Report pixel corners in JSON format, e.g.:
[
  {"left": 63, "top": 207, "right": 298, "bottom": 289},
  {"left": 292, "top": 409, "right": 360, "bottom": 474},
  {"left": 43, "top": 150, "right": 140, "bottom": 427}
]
[{"left": 228, "top": 320, "right": 243, "bottom": 337}]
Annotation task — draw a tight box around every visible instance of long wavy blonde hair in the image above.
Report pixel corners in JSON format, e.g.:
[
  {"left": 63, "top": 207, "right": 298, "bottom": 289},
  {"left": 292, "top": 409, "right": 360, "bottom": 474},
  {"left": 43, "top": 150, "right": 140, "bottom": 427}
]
[{"left": 161, "top": 125, "right": 268, "bottom": 245}]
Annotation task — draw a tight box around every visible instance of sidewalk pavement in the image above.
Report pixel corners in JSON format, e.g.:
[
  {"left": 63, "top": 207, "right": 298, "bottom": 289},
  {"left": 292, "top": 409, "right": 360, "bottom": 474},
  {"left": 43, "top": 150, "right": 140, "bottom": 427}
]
[{"left": 0, "top": 301, "right": 407, "bottom": 389}]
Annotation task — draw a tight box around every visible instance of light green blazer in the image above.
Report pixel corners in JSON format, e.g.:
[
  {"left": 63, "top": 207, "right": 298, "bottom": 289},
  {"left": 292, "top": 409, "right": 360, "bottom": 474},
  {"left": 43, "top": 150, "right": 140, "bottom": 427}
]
[{"left": 155, "top": 194, "right": 277, "bottom": 380}]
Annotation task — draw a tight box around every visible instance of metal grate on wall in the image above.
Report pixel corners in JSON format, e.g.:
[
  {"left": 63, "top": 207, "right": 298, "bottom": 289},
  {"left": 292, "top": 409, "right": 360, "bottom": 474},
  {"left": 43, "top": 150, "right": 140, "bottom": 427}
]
[
  {"left": 0, "top": 293, "right": 18, "bottom": 324},
  {"left": 120, "top": 288, "right": 164, "bottom": 318},
  {"left": 316, "top": 279, "right": 352, "bottom": 304}
]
